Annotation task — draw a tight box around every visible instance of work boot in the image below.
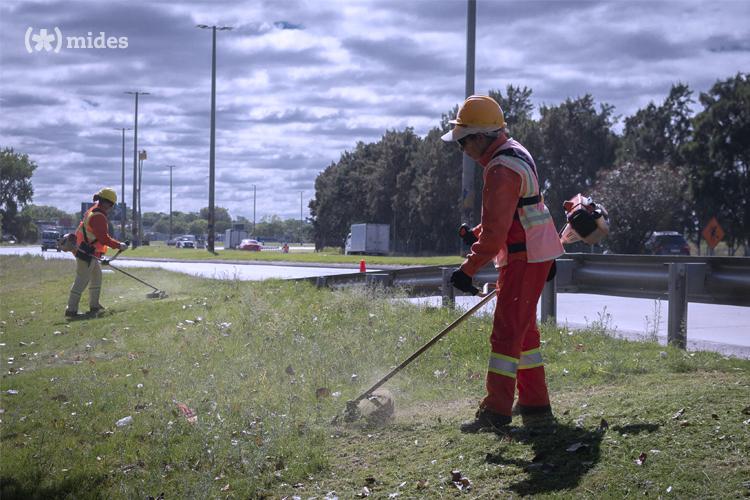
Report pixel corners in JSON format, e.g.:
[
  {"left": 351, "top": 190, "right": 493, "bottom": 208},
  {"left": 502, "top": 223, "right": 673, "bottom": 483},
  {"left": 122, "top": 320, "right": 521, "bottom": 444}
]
[
  {"left": 512, "top": 404, "right": 555, "bottom": 427},
  {"left": 89, "top": 304, "right": 106, "bottom": 316},
  {"left": 64, "top": 309, "right": 86, "bottom": 319},
  {"left": 459, "top": 407, "right": 511, "bottom": 433}
]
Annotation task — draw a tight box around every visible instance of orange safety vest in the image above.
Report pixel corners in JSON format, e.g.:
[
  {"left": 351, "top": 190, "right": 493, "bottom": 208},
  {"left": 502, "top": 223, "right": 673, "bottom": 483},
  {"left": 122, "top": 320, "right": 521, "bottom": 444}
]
[
  {"left": 75, "top": 205, "right": 109, "bottom": 257},
  {"left": 487, "top": 139, "right": 564, "bottom": 266}
]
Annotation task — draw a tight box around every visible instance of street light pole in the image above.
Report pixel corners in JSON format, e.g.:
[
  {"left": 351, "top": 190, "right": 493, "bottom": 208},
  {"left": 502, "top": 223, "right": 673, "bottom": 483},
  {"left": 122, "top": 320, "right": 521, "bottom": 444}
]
[
  {"left": 138, "top": 150, "right": 146, "bottom": 244},
  {"left": 125, "top": 91, "right": 149, "bottom": 247},
  {"left": 197, "top": 24, "right": 233, "bottom": 253},
  {"left": 300, "top": 191, "right": 303, "bottom": 244},
  {"left": 167, "top": 165, "right": 175, "bottom": 240},
  {"left": 461, "top": 0, "right": 477, "bottom": 227},
  {"left": 253, "top": 184, "right": 256, "bottom": 236},
  {"left": 113, "top": 127, "right": 131, "bottom": 240}
]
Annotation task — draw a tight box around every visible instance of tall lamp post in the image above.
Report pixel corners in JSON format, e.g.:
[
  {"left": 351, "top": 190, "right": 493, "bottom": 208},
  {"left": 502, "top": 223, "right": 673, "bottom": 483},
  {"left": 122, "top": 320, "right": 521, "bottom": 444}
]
[
  {"left": 167, "top": 165, "right": 175, "bottom": 241},
  {"left": 252, "top": 184, "right": 256, "bottom": 236},
  {"left": 125, "top": 91, "right": 149, "bottom": 247},
  {"left": 300, "top": 191, "right": 303, "bottom": 244},
  {"left": 113, "top": 127, "right": 131, "bottom": 240},
  {"left": 138, "top": 150, "right": 147, "bottom": 244},
  {"left": 461, "top": 0, "right": 477, "bottom": 227},
  {"left": 197, "top": 24, "right": 233, "bottom": 253}
]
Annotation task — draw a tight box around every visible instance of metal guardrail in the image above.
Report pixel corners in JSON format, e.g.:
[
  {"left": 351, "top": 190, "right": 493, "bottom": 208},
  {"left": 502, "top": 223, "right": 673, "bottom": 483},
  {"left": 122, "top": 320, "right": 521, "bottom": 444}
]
[{"left": 299, "top": 254, "right": 750, "bottom": 349}]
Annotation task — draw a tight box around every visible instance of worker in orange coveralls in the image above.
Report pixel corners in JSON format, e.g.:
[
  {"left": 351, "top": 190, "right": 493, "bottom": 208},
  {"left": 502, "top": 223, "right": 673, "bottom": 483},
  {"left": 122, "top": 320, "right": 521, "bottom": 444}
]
[
  {"left": 65, "top": 187, "right": 128, "bottom": 318},
  {"left": 443, "top": 95, "right": 564, "bottom": 433}
]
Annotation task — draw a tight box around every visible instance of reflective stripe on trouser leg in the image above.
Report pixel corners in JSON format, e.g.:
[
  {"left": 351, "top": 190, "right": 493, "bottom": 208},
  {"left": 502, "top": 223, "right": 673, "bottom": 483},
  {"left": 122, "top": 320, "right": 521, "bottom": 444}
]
[
  {"left": 88, "top": 259, "right": 102, "bottom": 308},
  {"left": 488, "top": 352, "right": 518, "bottom": 378},
  {"left": 518, "top": 348, "right": 543, "bottom": 369},
  {"left": 67, "top": 258, "right": 93, "bottom": 311}
]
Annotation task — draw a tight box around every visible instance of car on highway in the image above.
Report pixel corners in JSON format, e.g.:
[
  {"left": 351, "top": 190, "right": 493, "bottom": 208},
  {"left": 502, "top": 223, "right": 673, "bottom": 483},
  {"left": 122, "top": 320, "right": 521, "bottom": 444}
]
[
  {"left": 239, "top": 238, "right": 262, "bottom": 251},
  {"left": 175, "top": 235, "right": 196, "bottom": 249},
  {"left": 41, "top": 230, "right": 62, "bottom": 251},
  {"left": 644, "top": 231, "right": 690, "bottom": 255}
]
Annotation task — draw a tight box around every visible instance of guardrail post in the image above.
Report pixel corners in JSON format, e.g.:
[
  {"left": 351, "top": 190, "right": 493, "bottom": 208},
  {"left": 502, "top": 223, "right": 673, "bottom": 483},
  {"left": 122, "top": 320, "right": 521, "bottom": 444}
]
[
  {"left": 541, "top": 275, "right": 557, "bottom": 325},
  {"left": 667, "top": 263, "right": 688, "bottom": 349},
  {"left": 366, "top": 273, "right": 392, "bottom": 288},
  {"left": 315, "top": 276, "right": 328, "bottom": 289},
  {"left": 441, "top": 267, "right": 455, "bottom": 309}
]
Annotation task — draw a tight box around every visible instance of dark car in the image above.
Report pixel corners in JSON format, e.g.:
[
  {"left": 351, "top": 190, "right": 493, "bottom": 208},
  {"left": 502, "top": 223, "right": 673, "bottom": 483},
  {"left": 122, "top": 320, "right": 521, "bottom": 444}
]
[{"left": 644, "top": 231, "right": 690, "bottom": 255}]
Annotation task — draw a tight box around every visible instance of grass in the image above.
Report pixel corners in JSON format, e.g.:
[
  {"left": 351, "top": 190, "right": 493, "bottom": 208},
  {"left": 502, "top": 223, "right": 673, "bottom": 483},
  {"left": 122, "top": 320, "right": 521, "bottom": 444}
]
[
  {"left": 1, "top": 255, "right": 748, "bottom": 498},
  {"left": 113, "top": 245, "right": 464, "bottom": 266}
]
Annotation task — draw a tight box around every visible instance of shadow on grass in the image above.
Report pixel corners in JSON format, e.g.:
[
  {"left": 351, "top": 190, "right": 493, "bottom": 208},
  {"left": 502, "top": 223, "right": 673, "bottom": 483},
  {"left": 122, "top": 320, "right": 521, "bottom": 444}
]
[
  {"left": 1, "top": 474, "right": 107, "bottom": 500},
  {"left": 485, "top": 422, "right": 607, "bottom": 496},
  {"left": 485, "top": 420, "right": 661, "bottom": 495}
]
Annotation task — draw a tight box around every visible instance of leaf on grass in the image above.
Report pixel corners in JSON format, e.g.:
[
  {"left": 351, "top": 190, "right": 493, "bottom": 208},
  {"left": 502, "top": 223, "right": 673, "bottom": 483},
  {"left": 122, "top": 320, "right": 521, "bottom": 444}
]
[
  {"left": 742, "top": 406, "right": 750, "bottom": 415},
  {"left": 220, "top": 484, "right": 230, "bottom": 492},
  {"left": 316, "top": 387, "right": 331, "bottom": 399},
  {"left": 711, "top": 413, "right": 719, "bottom": 420},
  {"left": 175, "top": 402, "right": 197, "bottom": 424},
  {"left": 285, "top": 365, "right": 295, "bottom": 376},
  {"left": 357, "top": 486, "right": 371, "bottom": 497},
  {"left": 679, "top": 420, "right": 690, "bottom": 427},
  {"left": 599, "top": 418, "right": 609, "bottom": 431},
  {"left": 635, "top": 452, "right": 647, "bottom": 466},
  {"left": 566, "top": 442, "right": 588, "bottom": 453},
  {"left": 416, "top": 479, "right": 429, "bottom": 489},
  {"left": 672, "top": 408, "right": 685, "bottom": 420},
  {"left": 388, "top": 493, "right": 399, "bottom": 499},
  {"left": 575, "top": 343, "right": 585, "bottom": 351},
  {"left": 364, "top": 476, "right": 376, "bottom": 485}
]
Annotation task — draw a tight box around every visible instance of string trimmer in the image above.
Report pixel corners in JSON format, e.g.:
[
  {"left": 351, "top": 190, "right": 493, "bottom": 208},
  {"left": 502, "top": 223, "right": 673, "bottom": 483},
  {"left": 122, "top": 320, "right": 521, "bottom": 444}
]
[
  {"left": 99, "top": 248, "right": 168, "bottom": 299},
  {"left": 338, "top": 283, "right": 496, "bottom": 424}
]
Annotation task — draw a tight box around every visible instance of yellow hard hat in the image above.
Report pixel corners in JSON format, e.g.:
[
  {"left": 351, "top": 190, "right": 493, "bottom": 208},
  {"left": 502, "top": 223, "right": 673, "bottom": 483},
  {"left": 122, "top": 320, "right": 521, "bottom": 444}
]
[
  {"left": 441, "top": 95, "right": 506, "bottom": 142},
  {"left": 96, "top": 187, "right": 117, "bottom": 204}
]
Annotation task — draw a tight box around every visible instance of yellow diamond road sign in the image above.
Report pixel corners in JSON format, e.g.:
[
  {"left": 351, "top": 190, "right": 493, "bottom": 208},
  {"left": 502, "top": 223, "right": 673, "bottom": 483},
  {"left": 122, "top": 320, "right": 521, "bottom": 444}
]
[{"left": 702, "top": 217, "right": 724, "bottom": 249}]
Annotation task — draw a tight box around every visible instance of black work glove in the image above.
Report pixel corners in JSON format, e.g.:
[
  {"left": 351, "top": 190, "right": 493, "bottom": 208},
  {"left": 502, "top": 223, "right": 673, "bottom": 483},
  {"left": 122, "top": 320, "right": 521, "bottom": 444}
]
[
  {"left": 450, "top": 269, "right": 479, "bottom": 295},
  {"left": 101, "top": 258, "right": 110, "bottom": 266},
  {"left": 458, "top": 223, "right": 478, "bottom": 246}
]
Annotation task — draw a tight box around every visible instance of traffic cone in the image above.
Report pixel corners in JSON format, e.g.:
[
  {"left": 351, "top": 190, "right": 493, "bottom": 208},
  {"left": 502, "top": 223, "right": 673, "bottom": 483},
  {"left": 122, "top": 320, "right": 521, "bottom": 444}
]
[{"left": 359, "top": 259, "right": 366, "bottom": 273}]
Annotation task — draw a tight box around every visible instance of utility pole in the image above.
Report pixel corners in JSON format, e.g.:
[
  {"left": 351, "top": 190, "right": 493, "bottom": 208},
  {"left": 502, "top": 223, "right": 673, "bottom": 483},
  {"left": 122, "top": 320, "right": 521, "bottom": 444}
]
[
  {"left": 113, "top": 127, "right": 131, "bottom": 240},
  {"left": 167, "top": 165, "right": 175, "bottom": 240},
  {"left": 300, "top": 191, "right": 303, "bottom": 244},
  {"left": 138, "top": 150, "right": 147, "bottom": 245},
  {"left": 125, "top": 91, "right": 149, "bottom": 247},
  {"left": 461, "top": 0, "right": 477, "bottom": 226},
  {"left": 197, "top": 24, "right": 233, "bottom": 253},
  {"left": 253, "top": 184, "right": 256, "bottom": 236}
]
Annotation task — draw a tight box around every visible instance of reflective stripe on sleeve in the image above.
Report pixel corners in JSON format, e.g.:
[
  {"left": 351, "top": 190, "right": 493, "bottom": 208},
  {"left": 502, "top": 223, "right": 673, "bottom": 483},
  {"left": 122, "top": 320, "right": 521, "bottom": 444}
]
[
  {"left": 518, "top": 348, "right": 544, "bottom": 369},
  {"left": 488, "top": 352, "right": 518, "bottom": 378}
]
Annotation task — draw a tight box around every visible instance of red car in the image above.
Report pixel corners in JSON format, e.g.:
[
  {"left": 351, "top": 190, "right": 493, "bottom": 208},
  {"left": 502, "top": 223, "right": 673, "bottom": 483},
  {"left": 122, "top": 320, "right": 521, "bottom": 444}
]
[{"left": 239, "top": 239, "right": 262, "bottom": 251}]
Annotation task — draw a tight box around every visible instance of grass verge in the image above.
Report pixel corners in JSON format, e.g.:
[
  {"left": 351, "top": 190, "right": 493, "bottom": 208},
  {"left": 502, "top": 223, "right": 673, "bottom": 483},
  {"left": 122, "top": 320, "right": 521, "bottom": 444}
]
[{"left": 1, "top": 255, "right": 748, "bottom": 498}]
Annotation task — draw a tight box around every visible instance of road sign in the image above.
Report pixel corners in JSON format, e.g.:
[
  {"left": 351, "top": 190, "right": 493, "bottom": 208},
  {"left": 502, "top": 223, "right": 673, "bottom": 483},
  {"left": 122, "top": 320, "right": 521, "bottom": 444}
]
[{"left": 702, "top": 217, "right": 725, "bottom": 249}]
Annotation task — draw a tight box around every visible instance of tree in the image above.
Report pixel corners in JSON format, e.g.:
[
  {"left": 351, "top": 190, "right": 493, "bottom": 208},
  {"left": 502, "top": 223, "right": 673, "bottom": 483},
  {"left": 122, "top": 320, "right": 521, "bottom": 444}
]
[
  {"left": 683, "top": 73, "right": 750, "bottom": 254},
  {"left": 618, "top": 84, "right": 693, "bottom": 166},
  {"left": 1, "top": 148, "right": 37, "bottom": 241},
  {"left": 199, "top": 206, "right": 232, "bottom": 233},
  {"left": 188, "top": 219, "right": 208, "bottom": 236},
  {"left": 592, "top": 162, "right": 690, "bottom": 253},
  {"left": 535, "top": 96, "right": 619, "bottom": 227}
]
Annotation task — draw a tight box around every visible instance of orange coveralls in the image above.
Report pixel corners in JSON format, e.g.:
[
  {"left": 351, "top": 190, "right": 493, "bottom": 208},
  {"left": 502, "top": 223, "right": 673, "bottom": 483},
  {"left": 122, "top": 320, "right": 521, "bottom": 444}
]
[{"left": 460, "top": 137, "right": 558, "bottom": 417}]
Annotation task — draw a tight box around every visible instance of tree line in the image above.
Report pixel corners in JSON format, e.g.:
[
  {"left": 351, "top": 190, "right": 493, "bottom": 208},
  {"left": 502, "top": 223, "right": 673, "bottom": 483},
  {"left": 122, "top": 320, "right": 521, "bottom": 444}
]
[{"left": 310, "top": 73, "right": 749, "bottom": 255}]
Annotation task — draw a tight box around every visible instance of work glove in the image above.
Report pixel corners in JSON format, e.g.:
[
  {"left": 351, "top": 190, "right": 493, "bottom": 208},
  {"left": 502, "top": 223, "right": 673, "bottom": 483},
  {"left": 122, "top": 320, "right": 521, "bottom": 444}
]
[
  {"left": 119, "top": 241, "right": 129, "bottom": 251},
  {"left": 458, "top": 223, "right": 478, "bottom": 246},
  {"left": 450, "top": 269, "right": 479, "bottom": 295}
]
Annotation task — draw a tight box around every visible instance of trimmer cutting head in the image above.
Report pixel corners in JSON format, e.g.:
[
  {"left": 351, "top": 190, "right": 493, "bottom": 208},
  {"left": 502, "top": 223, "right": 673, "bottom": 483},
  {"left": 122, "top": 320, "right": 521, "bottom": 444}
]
[
  {"left": 146, "top": 290, "right": 168, "bottom": 299},
  {"left": 343, "top": 389, "right": 395, "bottom": 424}
]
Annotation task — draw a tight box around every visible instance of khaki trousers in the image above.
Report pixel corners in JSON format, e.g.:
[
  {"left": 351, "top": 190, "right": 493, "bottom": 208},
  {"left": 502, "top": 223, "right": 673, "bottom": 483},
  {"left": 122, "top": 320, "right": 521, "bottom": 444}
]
[{"left": 66, "top": 257, "right": 102, "bottom": 312}]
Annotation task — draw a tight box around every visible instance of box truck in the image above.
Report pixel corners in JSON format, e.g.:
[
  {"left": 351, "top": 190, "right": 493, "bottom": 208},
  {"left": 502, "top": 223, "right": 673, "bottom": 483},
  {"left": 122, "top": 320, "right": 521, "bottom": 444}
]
[{"left": 345, "top": 223, "right": 390, "bottom": 255}]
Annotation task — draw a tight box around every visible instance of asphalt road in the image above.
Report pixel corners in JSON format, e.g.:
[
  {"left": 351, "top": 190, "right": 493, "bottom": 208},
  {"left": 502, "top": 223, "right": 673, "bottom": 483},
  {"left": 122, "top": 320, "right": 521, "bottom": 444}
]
[{"left": 3, "top": 245, "right": 748, "bottom": 356}]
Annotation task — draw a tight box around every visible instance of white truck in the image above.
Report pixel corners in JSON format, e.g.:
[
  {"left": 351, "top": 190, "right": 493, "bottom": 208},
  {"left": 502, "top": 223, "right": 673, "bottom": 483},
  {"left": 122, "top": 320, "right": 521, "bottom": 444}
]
[{"left": 345, "top": 223, "right": 390, "bottom": 255}]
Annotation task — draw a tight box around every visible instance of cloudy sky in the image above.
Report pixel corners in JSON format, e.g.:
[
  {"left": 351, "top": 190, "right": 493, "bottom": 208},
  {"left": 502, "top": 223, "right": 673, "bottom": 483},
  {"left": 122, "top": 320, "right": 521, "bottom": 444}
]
[{"left": 1, "top": 0, "right": 748, "bottom": 221}]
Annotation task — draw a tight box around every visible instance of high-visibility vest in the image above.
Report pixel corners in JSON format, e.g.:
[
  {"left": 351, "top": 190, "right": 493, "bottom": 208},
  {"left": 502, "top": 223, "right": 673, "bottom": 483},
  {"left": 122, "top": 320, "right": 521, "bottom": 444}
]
[
  {"left": 75, "top": 205, "right": 109, "bottom": 257},
  {"left": 486, "top": 138, "right": 564, "bottom": 266}
]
